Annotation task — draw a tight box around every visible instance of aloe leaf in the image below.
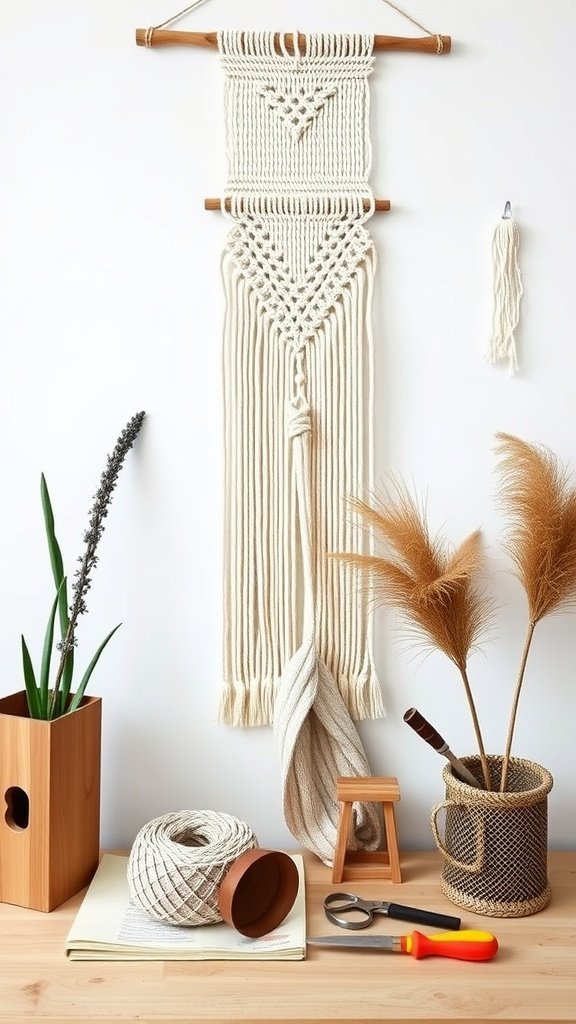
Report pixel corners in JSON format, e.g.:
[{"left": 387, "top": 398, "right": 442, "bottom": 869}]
[
  {"left": 39, "top": 581, "right": 65, "bottom": 718},
  {"left": 40, "top": 474, "right": 69, "bottom": 639},
  {"left": 21, "top": 635, "right": 42, "bottom": 719},
  {"left": 67, "top": 624, "right": 122, "bottom": 713}
]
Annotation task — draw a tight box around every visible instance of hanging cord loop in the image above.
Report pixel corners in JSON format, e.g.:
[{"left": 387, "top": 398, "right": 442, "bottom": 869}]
[
  {"left": 144, "top": 0, "right": 213, "bottom": 46},
  {"left": 144, "top": 0, "right": 445, "bottom": 52},
  {"left": 377, "top": 0, "right": 445, "bottom": 52}
]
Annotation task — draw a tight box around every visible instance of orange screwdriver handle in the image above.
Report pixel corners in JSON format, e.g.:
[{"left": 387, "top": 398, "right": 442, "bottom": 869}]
[{"left": 401, "top": 929, "right": 499, "bottom": 961}]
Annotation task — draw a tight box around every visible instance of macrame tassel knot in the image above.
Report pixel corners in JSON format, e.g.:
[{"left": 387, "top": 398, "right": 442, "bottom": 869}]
[
  {"left": 487, "top": 204, "right": 524, "bottom": 375},
  {"left": 288, "top": 399, "right": 311, "bottom": 439}
]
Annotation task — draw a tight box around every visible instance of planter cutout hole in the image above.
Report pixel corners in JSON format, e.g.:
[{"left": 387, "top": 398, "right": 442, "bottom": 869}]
[{"left": 5, "top": 786, "right": 30, "bottom": 830}]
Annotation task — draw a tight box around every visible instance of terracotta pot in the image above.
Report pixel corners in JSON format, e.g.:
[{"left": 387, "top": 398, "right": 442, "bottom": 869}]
[
  {"left": 219, "top": 848, "right": 300, "bottom": 937},
  {"left": 0, "top": 690, "right": 101, "bottom": 911}
]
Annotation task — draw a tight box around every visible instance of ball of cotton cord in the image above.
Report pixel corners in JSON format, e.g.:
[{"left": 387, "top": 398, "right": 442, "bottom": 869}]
[{"left": 127, "top": 809, "right": 258, "bottom": 926}]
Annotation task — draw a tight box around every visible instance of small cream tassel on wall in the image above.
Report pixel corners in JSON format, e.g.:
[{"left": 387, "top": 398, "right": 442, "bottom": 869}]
[{"left": 487, "top": 201, "right": 524, "bottom": 374}]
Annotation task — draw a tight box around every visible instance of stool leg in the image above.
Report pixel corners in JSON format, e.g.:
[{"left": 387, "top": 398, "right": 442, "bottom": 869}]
[
  {"left": 383, "top": 802, "right": 402, "bottom": 883},
  {"left": 332, "top": 801, "right": 352, "bottom": 883}
]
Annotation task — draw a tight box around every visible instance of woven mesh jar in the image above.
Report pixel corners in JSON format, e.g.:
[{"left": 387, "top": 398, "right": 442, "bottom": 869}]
[{"left": 430, "top": 755, "right": 553, "bottom": 918}]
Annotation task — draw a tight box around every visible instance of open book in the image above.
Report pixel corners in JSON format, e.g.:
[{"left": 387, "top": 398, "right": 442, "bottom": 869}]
[{"left": 65, "top": 853, "right": 306, "bottom": 961}]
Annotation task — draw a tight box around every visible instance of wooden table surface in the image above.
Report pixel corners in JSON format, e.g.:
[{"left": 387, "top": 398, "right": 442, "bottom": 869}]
[{"left": 0, "top": 850, "right": 574, "bottom": 1024}]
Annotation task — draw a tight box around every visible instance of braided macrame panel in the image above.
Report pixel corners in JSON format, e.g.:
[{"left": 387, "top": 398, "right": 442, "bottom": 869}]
[
  {"left": 219, "top": 32, "right": 374, "bottom": 199},
  {"left": 218, "top": 32, "right": 384, "bottom": 737}
]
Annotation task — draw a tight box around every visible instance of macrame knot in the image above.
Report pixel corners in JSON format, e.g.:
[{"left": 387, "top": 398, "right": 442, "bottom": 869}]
[{"left": 288, "top": 397, "right": 311, "bottom": 438}]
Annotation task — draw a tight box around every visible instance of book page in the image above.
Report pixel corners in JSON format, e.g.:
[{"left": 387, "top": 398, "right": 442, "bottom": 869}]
[{"left": 66, "top": 853, "right": 306, "bottom": 960}]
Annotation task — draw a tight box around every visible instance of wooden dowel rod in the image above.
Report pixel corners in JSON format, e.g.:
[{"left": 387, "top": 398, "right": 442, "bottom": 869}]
[
  {"left": 204, "top": 198, "right": 391, "bottom": 212},
  {"left": 136, "top": 29, "right": 451, "bottom": 54}
]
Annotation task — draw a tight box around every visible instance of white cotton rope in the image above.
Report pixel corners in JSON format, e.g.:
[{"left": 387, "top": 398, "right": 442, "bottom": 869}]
[
  {"left": 216, "top": 31, "right": 384, "bottom": 863},
  {"left": 217, "top": 31, "right": 384, "bottom": 729},
  {"left": 127, "top": 811, "right": 258, "bottom": 926},
  {"left": 487, "top": 209, "right": 524, "bottom": 375}
]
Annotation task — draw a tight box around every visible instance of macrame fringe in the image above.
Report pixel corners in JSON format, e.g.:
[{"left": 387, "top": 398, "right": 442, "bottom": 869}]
[
  {"left": 220, "top": 251, "right": 384, "bottom": 727},
  {"left": 219, "top": 665, "right": 384, "bottom": 728},
  {"left": 487, "top": 210, "right": 524, "bottom": 374}
]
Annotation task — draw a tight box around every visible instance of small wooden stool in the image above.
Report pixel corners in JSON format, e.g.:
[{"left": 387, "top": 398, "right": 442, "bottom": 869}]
[{"left": 332, "top": 776, "right": 402, "bottom": 883}]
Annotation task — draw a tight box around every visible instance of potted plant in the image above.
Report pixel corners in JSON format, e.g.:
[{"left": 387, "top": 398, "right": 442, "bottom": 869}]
[
  {"left": 0, "top": 411, "right": 145, "bottom": 911},
  {"left": 334, "top": 433, "right": 575, "bottom": 917}
]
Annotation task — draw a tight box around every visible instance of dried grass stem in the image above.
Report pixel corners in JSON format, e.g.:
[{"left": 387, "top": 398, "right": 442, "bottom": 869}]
[
  {"left": 460, "top": 666, "right": 492, "bottom": 790},
  {"left": 500, "top": 621, "right": 536, "bottom": 792}
]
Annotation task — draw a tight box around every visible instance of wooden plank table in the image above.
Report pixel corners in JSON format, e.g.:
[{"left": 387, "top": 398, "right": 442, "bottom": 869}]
[{"left": 0, "top": 850, "right": 574, "bottom": 1023}]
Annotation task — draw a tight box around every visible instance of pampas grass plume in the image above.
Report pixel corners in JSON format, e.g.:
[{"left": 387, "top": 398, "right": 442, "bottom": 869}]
[
  {"left": 496, "top": 433, "right": 576, "bottom": 788},
  {"left": 334, "top": 435, "right": 576, "bottom": 792},
  {"left": 336, "top": 484, "right": 493, "bottom": 789}
]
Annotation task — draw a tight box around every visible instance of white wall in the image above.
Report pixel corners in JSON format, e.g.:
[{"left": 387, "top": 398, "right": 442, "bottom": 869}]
[{"left": 1, "top": 0, "right": 575, "bottom": 852}]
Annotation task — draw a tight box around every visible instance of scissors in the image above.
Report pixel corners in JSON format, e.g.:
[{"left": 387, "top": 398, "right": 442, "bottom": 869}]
[{"left": 324, "top": 892, "right": 461, "bottom": 931}]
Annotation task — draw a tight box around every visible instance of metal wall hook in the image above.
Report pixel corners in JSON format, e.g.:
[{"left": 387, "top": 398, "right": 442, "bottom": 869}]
[{"left": 502, "top": 200, "right": 512, "bottom": 219}]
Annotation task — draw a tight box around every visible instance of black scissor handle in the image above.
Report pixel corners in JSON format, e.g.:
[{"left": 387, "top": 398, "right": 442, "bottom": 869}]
[{"left": 387, "top": 902, "right": 461, "bottom": 931}]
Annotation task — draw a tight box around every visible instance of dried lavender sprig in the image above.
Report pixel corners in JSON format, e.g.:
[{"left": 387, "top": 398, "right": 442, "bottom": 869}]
[{"left": 49, "top": 411, "right": 146, "bottom": 713}]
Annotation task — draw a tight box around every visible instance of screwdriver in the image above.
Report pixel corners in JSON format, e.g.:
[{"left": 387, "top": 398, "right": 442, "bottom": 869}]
[
  {"left": 403, "top": 707, "right": 482, "bottom": 788},
  {"left": 307, "top": 929, "right": 498, "bottom": 961}
]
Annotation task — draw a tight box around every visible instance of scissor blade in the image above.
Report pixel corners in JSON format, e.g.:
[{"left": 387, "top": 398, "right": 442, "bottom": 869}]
[{"left": 308, "top": 935, "right": 395, "bottom": 950}]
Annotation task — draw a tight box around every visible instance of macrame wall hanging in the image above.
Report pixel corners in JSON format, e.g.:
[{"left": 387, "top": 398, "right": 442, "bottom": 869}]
[
  {"left": 137, "top": 1, "right": 451, "bottom": 864},
  {"left": 487, "top": 201, "right": 524, "bottom": 375}
]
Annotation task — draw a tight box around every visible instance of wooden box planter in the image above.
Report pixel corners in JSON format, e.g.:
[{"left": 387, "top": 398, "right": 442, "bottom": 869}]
[{"left": 0, "top": 691, "right": 101, "bottom": 912}]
